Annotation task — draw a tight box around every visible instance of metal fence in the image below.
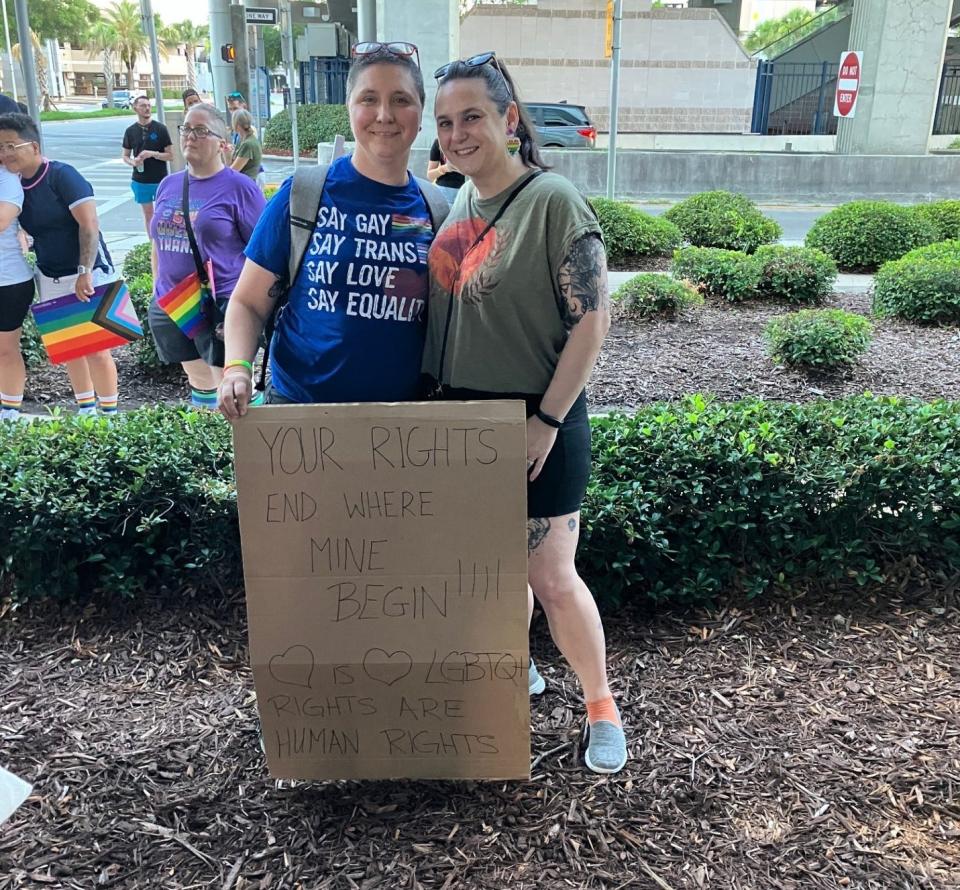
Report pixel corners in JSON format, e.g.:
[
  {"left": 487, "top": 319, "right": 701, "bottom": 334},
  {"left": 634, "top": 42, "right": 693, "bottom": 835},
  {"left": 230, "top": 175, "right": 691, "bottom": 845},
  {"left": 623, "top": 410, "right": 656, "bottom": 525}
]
[
  {"left": 751, "top": 61, "right": 837, "bottom": 136},
  {"left": 297, "top": 58, "right": 350, "bottom": 106},
  {"left": 934, "top": 66, "right": 960, "bottom": 135}
]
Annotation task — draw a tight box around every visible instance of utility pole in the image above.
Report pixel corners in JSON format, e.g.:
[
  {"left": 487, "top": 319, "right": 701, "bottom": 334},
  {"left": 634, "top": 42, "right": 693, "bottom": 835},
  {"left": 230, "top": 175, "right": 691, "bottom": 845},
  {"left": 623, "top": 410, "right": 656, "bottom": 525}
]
[
  {"left": 1, "top": 0, "right": 18, "bottom": 102},
  {"left": 605, "top": 0, "right": 622, "bottom": 199},
  {"left": 280, "top": 0, "right": 299, "bottom": 169},
  {"left": 140, "top": 0, "right": 165, "bottom": 125},
  {"left": 12, "top": 0, "right": 40, "bottom": 137}
]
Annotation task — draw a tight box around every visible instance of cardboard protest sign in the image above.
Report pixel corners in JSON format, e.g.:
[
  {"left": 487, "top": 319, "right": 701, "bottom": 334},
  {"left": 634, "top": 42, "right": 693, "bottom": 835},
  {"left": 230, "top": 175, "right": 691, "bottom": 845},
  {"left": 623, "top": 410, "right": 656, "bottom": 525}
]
[{"left": 233, "top": 401, "right": 530, "bottom": 780}]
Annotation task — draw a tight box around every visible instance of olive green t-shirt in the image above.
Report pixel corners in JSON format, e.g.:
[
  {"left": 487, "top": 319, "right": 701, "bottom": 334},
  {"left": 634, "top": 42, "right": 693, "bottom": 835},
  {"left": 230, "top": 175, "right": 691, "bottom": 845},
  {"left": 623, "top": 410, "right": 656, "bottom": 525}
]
[
  {"left": 423, "top": 171, "right": 601, "bottom": 394},
  {"left": 234, "top": 135, "right": 262, "bottom": 180}
]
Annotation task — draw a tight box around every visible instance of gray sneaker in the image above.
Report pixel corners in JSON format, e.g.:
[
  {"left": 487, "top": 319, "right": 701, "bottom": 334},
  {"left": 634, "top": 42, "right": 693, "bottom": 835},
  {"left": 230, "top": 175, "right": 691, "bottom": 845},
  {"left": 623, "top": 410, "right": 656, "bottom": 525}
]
[
  {"left": 582, "top": 720, "right": 628, "bottom": 774},
  {"left": 528, "top": 659, "right": 546, "bottom": 696}
]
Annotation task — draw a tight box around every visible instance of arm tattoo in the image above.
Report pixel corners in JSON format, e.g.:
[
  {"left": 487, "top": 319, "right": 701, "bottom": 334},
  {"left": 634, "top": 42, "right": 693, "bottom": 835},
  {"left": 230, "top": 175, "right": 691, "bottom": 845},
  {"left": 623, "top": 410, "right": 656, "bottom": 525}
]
[
  {"left": 556, "top": 234, "right": 608, "bottom": 328},
  {"left": 528, "top": 518, "right": 551, "bottom": 554},
  {"left": 268, "top": 275, "right": 285, "bottom": 301},
  {"left": 78, "top": 226, "right": 99, "bottom": 269}
]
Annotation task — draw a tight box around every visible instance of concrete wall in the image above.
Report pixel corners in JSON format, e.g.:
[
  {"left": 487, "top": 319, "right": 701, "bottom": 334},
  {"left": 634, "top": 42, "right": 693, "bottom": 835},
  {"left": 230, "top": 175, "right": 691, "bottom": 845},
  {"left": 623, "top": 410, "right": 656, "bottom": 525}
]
[
  {"left": 460, "top": 0, "right": 757, "bottom": 133},
  {"left": 407, "top": 146, "right": 960, "bottom": 202}
]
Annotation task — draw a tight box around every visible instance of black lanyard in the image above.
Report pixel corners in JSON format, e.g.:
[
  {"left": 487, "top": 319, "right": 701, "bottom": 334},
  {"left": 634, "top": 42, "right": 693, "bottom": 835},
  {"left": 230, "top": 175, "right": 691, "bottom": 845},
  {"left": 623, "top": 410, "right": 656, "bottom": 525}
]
[{"left": 433, "top": 170, "right": 542, "bottom": 388}]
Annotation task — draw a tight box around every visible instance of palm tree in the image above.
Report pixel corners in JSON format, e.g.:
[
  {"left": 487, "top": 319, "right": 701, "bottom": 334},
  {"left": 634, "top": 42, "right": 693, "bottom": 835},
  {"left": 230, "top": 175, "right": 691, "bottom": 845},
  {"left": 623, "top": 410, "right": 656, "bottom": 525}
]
[
  {"left": 105, "top": 0, "right": 148, "bottom": 91},
  {"left": 166, "top": 20, "right": 208, "bottom": 91},
  {"left": 12, "top": 30, "right": 47, "bottom": 97},
  {"left": 86, "top": 21, "right": 119, "bottom": 104}
]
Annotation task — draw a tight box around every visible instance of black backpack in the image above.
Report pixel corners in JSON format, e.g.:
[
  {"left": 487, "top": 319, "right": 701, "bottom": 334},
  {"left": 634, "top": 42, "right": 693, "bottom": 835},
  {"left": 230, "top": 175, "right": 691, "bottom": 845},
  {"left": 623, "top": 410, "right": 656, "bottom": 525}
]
[{"left": 257, "top": 164, "right": 450, "bottom": 391}]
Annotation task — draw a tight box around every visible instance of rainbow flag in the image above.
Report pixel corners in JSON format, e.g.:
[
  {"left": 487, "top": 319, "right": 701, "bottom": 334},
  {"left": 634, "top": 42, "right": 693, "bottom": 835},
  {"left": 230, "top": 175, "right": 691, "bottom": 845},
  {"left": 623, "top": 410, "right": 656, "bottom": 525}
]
[
  {"left": 392, "top": 214, "right": 433, "bottom": 237},
  {"left": 32, "top": 281, "right": 143, "bottom": 365},
  {"left": 156, "top": 271, "right": 208, "bottom": 339}
]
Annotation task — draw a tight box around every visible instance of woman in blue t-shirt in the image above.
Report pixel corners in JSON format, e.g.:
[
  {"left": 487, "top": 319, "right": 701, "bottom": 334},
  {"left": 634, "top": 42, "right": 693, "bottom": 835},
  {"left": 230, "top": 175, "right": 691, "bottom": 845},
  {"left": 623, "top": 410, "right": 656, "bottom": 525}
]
[{"left": 218, "top": 42, "right": 440, "bottom": 416}]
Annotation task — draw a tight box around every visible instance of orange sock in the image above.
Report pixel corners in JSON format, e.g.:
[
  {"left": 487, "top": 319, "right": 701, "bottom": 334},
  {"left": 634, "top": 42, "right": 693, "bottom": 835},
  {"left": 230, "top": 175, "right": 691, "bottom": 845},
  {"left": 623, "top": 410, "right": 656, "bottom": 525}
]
[{"left": 586, "top": 696, "right": 621, "bottom": 727}]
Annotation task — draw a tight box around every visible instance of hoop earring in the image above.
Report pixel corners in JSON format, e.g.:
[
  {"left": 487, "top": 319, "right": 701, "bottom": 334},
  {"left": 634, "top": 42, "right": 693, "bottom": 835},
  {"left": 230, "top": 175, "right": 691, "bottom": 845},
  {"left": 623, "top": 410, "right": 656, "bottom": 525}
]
[{"left": 506, "top": 129, "right": 521, "bottom": 156}]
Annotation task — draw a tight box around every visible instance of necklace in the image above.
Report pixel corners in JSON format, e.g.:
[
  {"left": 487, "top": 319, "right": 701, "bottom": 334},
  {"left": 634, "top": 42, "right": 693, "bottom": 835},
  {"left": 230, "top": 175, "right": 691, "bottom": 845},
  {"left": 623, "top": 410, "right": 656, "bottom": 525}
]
[{"left": 22, "top": 159, "right": 50, "bottom": 191}]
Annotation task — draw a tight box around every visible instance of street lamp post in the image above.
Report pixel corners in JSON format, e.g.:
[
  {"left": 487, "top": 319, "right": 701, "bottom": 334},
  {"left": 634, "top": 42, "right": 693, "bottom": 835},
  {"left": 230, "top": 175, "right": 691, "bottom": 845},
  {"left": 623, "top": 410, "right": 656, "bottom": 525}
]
[
  {"left": 1, "top": 0, "right": 19, "bottom": 102},
  {"left": 606, "top": 0, "right": 623, "bottom": 199},
  {"left": 140, "top": 0, "right": 165, "bottom": 125},
  {"left": 12, "top": 0, "right": 40, "bottom": 132}
]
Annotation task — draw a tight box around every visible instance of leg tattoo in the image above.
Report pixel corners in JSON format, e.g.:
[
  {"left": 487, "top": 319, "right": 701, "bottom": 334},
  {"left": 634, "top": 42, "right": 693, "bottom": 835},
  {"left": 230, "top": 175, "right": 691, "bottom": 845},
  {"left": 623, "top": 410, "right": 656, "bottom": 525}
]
[{"left": 528, "top": 518, "right": 551, "bottom": 553}]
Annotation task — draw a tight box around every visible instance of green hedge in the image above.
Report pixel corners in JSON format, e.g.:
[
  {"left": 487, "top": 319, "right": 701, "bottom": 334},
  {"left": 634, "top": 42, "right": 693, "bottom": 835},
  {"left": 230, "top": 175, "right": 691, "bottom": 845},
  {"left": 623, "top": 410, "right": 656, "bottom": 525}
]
[
  {"left": 664, "top": 190, "right": 781, "bottom": 253},
  {"left": 122, "top": 242, "right": 152, "bottom": 281},
  {"left": 764, "top": 308, "right": 872, "bottom": 370},
  {"left": 263, "top": 103, "right": 352, "bottom": 153},
  {"left": 754, "top": 245, "right": 837, "bottom": 305},
  {"left": 805, "top": 201, "right": 938, "bottom": 272},
  {"left": 612, "top": 273, "right": 702, "bottom": 319},
  {"left": 912, "top": 201, "right": 960, "bottom": 241},
  {"left": 0, "top": 408, "right": 237, "bottom": 599},
  {"left": 672, "top": 246, "right": 761, "bottom": 302},
  {"left": 872, "top": 240, "right": 960, "bottom": 325},
  {"left": 588, "top": 198, "right": 682, "bottom": 266},
  {"left": 580, "top": 395, "right": 960, "bottom": 603},
  {"left": 4, "top": 400, "right": 959, "bottom": 605}
]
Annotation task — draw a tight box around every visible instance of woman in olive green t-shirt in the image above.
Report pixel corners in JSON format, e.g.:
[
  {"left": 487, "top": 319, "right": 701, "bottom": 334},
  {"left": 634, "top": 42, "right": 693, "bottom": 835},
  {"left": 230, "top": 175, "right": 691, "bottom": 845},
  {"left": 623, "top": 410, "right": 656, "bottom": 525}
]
[{"left": 229, "top": 109, "right": 262, "bottom": 181}]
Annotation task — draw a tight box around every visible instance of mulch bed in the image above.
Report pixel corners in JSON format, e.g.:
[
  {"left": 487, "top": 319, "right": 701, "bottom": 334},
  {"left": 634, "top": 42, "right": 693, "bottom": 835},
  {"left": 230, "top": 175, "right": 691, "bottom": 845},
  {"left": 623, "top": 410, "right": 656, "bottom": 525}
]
[
  {"left": 20, "top": 291, "right": 960, "bottom": 414},
  {"left": 3, "top": 583, "right": 960, "bottom": 888}
]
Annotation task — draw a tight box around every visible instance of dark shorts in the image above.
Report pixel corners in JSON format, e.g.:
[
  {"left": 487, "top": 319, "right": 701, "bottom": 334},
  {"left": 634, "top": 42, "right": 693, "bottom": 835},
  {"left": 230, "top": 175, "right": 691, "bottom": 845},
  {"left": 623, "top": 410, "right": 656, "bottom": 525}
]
[
  {"left": 148, "top": 299, "right": 225, "bottom": 368},
  {"left": 441, "top": 387, "right": 591, "bottom": 519},
  {"left": 0, "top": 278, "right": 35, "bottom": 332}
]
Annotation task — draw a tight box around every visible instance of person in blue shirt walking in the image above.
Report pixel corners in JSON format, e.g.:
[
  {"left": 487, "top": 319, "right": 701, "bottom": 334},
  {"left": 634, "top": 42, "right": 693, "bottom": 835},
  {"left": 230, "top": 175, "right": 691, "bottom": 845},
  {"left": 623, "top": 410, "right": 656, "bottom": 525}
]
[{"left": 218, "top": 42, "right": 438, "bottom": 415}]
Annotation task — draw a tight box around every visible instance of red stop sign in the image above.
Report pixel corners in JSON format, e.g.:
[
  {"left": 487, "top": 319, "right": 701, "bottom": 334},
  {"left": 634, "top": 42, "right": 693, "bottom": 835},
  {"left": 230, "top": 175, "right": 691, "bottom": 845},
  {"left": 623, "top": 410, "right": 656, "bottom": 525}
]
[{"left": 835, "top": 51, "right": 861, "bottom": 118}]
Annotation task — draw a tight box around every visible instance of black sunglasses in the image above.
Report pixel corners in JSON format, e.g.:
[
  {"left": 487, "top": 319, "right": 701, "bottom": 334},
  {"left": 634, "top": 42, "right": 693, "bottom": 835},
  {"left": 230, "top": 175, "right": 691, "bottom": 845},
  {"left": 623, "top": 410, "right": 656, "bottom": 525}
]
[
  {"left": 352, "top": 41, "right": 421, "bottom": 69},
  {"left": 433, "top": 51, "right": 512, "bottom": 97}
]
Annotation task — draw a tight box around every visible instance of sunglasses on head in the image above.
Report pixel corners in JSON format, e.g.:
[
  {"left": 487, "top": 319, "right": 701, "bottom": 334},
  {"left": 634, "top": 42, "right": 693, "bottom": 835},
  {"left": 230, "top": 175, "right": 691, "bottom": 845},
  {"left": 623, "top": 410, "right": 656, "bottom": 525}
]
[
  {"left": 352, "top": 41, "right": 421, "bottom": 68},
  {"left": 433, "top": 51, "right": 512, "bottom": 97}
]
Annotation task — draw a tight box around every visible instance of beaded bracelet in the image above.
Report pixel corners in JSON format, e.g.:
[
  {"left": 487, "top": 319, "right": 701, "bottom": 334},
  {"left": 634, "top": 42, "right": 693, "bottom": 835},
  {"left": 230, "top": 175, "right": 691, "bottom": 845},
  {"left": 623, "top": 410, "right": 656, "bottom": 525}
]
[{"left": 224, "top": 359, "right": 253, "bottom": 374}]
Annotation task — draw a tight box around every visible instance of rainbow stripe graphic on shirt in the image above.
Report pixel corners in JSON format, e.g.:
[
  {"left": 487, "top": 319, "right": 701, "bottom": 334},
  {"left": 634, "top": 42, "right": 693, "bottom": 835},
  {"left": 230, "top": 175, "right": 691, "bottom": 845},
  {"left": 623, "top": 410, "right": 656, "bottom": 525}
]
[
  {"left": 391, "top": 214, "right": 433, "bottom": 237},
  {"left": 32, "top": 281, "right": 143, "bottom": 365},
  {"left": 156, "top": 271, "right": 208, "bottom": 338}
]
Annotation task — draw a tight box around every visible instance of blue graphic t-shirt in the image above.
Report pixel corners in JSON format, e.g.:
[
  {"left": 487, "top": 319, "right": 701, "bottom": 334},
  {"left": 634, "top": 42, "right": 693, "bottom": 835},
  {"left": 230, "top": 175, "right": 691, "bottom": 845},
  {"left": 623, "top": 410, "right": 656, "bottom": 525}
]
[{"left": 244, "top": 156, "right": 433, "bottom": 403}]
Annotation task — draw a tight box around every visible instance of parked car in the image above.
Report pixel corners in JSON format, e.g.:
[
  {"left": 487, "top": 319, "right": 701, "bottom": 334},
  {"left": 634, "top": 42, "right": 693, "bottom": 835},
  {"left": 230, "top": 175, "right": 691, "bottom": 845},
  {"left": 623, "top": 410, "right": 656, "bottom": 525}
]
[
  {"left": 101, "top": 90, "right": 133, "bottom": 109},
  {"left": 525, "top": 102, "right": 597, "bottom": 149}
]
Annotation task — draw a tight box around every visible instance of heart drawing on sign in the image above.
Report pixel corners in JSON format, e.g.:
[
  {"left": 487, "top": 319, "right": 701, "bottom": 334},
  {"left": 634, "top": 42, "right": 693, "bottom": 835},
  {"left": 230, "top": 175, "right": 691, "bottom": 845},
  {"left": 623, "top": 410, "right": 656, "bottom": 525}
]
[
  {"left": 268, "top": 644, "right": 316, "bottom": 689},
  {"left": 362, "top": 648, "right": 414, "bottom": 686}
]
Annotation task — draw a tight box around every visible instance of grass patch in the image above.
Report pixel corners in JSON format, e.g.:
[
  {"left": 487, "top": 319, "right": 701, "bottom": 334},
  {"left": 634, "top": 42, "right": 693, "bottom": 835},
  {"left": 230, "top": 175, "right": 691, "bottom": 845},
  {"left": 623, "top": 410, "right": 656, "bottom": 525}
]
[{"left": 40, "top": 108, "right": 136, "bottom": 122}]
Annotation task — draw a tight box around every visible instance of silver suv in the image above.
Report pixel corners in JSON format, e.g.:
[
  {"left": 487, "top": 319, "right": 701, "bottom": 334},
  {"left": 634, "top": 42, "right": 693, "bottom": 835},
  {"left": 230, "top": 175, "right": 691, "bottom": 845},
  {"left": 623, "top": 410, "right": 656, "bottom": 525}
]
[{"left": 525, "top": 102, "right": 596, "bottom": 149}]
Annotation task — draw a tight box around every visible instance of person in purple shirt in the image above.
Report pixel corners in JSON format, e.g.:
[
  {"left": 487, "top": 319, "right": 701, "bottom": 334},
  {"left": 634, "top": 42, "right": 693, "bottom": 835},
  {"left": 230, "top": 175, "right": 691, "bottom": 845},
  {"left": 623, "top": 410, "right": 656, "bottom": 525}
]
[{"left": 149, "top": 103, "right": 265, "bottom": 409}]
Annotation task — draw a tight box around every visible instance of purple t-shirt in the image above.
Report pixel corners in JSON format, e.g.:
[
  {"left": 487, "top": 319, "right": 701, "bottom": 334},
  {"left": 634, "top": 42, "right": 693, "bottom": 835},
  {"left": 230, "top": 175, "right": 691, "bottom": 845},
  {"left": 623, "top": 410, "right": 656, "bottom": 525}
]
[{"left": 150, "top": 167, "right": 265, "bottom": 300}]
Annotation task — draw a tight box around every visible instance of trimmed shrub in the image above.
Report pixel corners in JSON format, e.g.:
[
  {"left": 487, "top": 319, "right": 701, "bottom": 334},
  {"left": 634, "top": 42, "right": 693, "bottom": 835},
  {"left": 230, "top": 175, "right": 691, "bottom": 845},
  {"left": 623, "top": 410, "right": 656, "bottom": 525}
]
[
  {"left": 3, "top": 400, "right": 960, "bottom": 605},
  {"left": 127, "top": 273, "right": 170, "bottom": 372},
  {"left": 122, "top": 241, "right": 152, "bottom": 281},
  {"left": 0, "top": 408, "right": 238, "bottom": 599},
  {"left": 805, "top": 201, "right": 937, "bottom": 272},
  {"left": 580, "top": 395, "right": 960, "bottom": 603},
  {"left": 672, "top": 246, "right": 761, "bottom": 302},
  {"left": 613, "top": 273, "right": 703, "bottom": 319},
  {"left": 872, "top": 239, "right": 960, "bottom": 325},
  {"left": 588, "top": 198, "right": 682, "bottom": 266},
  {"left": 911, "top": 200, "right": 960, "bottom": 241},
  {"left": 765, "top": 308, "right": 872, "bottom": 370},
  {"left": 263, "top": 104, "right": 352, "bottom": 154},
  {"left": 754, "top": 244, "right": 837, "bottom": 305},
  {"left": 663, "top": 190, "right": 782, "bottom": 253}
]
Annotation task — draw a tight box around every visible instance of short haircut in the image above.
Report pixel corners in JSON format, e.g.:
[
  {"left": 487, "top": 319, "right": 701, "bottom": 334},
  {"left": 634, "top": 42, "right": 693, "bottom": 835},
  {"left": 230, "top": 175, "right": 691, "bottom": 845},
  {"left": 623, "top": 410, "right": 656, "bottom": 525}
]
[
  {"left": 181, "top": 88, "right": 199, "bottom": 101},
  {"left": 346, "top": 48, "right": 425, "bottom": 107},
  {"left": 0, "top": 112, "right": 39, "bottom": 143},
  {"left": 134, "top": 95, "right": 149, "bottom": 105},
  {"left": 184, "top": 103, "right": 228, "bottom": 138}
]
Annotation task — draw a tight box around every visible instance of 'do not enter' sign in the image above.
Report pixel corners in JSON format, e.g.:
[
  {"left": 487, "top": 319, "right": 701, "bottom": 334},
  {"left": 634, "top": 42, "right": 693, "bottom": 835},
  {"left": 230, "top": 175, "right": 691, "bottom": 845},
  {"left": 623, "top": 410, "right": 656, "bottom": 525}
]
[{"left": 834, "top": 50, "right": 862, "bottom": 118}]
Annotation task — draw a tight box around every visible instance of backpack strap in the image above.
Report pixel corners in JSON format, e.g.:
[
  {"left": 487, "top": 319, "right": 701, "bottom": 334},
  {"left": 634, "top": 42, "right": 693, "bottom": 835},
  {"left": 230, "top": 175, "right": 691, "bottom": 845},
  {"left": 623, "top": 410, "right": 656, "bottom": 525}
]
[
  {"left": 413, "top": 176, "right": 450, "bottom": 232},
  {"left": 288, "top": 163, "right": 331, "bottom": 286}
]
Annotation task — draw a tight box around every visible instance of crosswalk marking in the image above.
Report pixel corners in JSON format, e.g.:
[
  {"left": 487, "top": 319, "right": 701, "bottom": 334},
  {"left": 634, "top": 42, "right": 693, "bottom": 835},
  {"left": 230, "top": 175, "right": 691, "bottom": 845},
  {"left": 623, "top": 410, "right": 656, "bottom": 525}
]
[{"left": 78, "top": 159, "right": 134, "bottom": 214}]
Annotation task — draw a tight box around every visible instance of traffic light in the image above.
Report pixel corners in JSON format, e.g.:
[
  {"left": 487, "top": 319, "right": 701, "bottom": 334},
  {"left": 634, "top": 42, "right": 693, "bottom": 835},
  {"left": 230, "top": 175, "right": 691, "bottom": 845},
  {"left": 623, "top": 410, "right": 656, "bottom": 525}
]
[{"left": 220, "top": 44, "right": 236, "bottom": 63}]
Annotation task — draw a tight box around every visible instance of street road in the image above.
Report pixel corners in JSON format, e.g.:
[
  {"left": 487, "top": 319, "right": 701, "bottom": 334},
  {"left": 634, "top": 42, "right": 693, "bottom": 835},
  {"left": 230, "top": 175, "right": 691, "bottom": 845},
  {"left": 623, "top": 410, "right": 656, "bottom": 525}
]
[{"left": 41, "top": 117, "right": 831, "bottom": 257}]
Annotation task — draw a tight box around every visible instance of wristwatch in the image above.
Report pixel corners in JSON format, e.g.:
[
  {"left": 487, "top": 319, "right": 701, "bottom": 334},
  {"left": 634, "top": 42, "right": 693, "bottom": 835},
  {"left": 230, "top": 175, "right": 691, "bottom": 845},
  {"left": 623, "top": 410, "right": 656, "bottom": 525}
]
[{"left": 77, "top": 265, "right": 89, "bottom": 275}]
